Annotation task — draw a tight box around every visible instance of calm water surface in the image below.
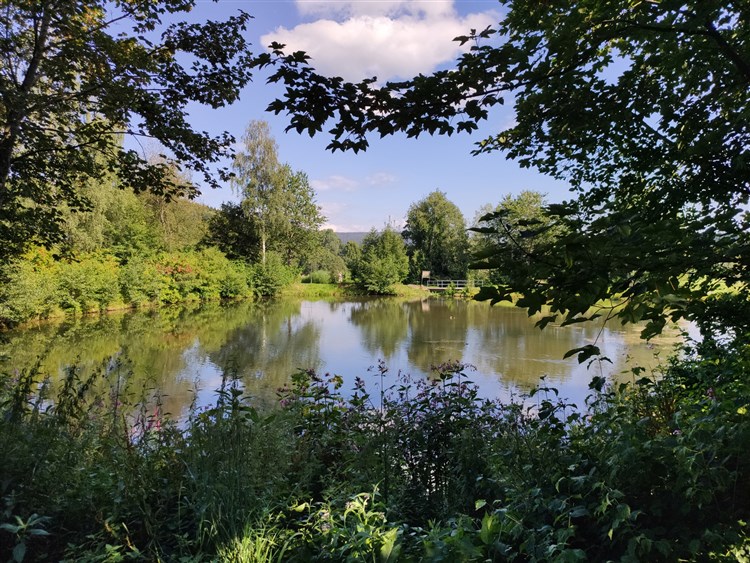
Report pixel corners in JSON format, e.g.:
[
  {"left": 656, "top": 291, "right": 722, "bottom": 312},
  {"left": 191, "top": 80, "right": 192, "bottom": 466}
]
[{"left": 0, "top": 298, "right": 684, "bottom": 417}]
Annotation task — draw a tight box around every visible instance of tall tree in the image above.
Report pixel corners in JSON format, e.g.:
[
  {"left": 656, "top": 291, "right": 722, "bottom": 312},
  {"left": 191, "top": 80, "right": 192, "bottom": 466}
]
[
  {"left": 358, "top": 227, "right": 409, "bottom": 294},
  {"left": 270, "top": 166, "right": 325, "bottom": 266},
  {"left": 0, "top": 0, "right": 254, "bottom": 263},
  {"left": 231, "top": 120, "right": 324, "bottom": 266},
  {"left": 472, "top": 191, "right": 562, "bottom": 283},
  {"left": 403, "top": 190, "right": 469, "bottom": 280},
  {"left": 231, "top": 120, "right": 283, "bottom": 265},
  {"left": 203, "top": 202, "right": 261, "bottom": 261},
  {"left": 259, "top": 0, "right": 750, "bottom": 344}
]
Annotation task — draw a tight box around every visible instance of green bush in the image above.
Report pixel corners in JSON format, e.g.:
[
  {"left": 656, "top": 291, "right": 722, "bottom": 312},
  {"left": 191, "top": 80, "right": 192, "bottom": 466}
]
[
  {"left": 308, "top": 270, "right": 332, "bottom": 284},
  {"left": 57, "top": 254, "right": 120, "bottom": 313},
  {"left": 0, "top": 248, "right": 61, "bottom": 322},
  {"left": 1, "top": 344, "right": 749, "bottom": 561},
  {"left": 119, "top": 255, "right": 165, "bottom": 306},
  {"left": 247, "top": 252, "right": 298, "bottom": 298}
]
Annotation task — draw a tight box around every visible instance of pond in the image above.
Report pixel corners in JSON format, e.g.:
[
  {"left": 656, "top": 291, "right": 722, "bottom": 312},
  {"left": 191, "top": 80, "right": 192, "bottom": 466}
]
[{"left": 0, "top": 298, "right": 685, "bottom": 417}]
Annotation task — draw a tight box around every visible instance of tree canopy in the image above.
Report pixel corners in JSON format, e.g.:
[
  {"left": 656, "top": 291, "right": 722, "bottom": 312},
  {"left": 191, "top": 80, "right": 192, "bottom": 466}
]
[
  {"left": 358, "top": 227, "right": 409, "bottom": 294},
  {"left": 259, "top": 0, "right": 750, "bottom": 345},
  {"left": 471, "top": 191, "right": 561, "bottom": 284},
  {"left": 402, "top": 190, "right": 468, "bottom": 280},
  {"left": 0, "top": 0, "right": 254, "bottom": 263},
  {"left": 231, "top": 120, "right": 325, "bottom": 266}
]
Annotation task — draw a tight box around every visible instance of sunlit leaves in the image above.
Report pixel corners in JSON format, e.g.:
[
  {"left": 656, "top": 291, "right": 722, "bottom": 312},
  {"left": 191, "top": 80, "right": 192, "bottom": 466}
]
[
  {"left": 259, "top": 0, "right": 750, "bottom": 348},
  {"left": 0, "top": 0, "right": 255, "bottom": 262}
]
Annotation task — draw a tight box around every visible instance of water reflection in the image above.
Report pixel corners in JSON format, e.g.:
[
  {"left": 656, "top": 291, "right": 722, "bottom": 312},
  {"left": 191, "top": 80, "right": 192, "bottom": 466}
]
[
  {"left": 0, "top": 298, "right": 682, "bottom": 415},
  {"left": 349, "top": 299, "right": 409, "bottom": 359}
]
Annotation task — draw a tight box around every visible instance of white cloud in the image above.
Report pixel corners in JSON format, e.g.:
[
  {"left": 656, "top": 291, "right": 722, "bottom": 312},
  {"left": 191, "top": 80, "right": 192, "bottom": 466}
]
[
  {"left": 311, "top": 174, "right": 360, "bottom": 192},
  {"left": 366, "top": 172, "right": 396, "bottom": 185},
  {"left": 262, "top": 1, "right": 498, "bottom": 81},
  {"left": 296, "top": 0, "right": 454, "bottom": 20}
]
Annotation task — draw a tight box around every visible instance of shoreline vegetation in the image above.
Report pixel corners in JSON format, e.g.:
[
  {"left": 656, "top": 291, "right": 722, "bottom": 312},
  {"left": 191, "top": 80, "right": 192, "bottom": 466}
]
[
  {"left": 1, "top": 1, "right": 748, "bottom": 560},
  {"left": 0, "top": 251, "right": 481, "bottom": 331},
  {"left": 1, "top": 353, "right": 748, "bottom": 561}
]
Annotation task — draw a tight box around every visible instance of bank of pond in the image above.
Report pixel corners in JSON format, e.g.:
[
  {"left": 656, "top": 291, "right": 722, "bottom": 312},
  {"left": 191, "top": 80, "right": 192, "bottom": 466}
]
[{"left": 0, "top": 298, "right": 747, "bottom": 561}]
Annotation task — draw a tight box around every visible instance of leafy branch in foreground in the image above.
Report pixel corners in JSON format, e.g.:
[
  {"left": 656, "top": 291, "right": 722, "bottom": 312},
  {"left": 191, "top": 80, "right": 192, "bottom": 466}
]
[
  {"left": 255, "top": 0, "right": 750, "bottom": 343},
  {"left": 1, "top": 1, "right": 255, "bottom": 262}
]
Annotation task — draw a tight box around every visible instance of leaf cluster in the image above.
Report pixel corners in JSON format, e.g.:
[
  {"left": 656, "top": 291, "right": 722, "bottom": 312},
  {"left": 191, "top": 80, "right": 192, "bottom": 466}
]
[
  {"left": 257, "top": 0, "right": 750, "bottom": 341},
  {"left": 0, "top": 0, "right": 255, "bottom": 262}
]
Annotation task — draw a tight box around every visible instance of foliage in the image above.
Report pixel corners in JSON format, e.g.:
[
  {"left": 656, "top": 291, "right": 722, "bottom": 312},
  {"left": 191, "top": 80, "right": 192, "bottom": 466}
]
[
  {"left": 57, "top": 253, "right": 121, "bottom": 314},
  {"left": 1, "top": 346, "right": 748, "bottom": 560},
  {"left": 257, "top": 0, "right": 750, "bottom": 343},
  {"left": 302, "top": 229, "right": 348, "bottom": 281},
  {"left": 307, "top": 270, "right": 332, "bottom": 284},
  {"left": 403, "top": 190, "right": 469, "bottom": 280},
  {"left": 231, "top": 121, "right": 325, "bottom": 266},
  {"left": 247, "top": 251, "right": 300, "bottom": 299},
  {"left": 0, "top": 247, "right": 261, "bottom": 324},
  {"left": 0, "top": 0, "right": 254, "bottom": 263},
  {"left": 57, "top": 166, "right": 216, "bottom": 261},
  {"left": 203, "top": 201, "right": 262, "bottom": 261},
  {"left": 0, "top": 248, "right": 62, "bottom": 323},
  {"left": 472, "top": 191, "right": 563, "bottom": 285},
  {"left": 139, "top": 192, "right": 215, "bottom": 254},
  {"left": 356, "top": 227, "right": 410, "bottom": 294},
  {"left": 342, "top": 240, "right": 363, "bottom": 281}
]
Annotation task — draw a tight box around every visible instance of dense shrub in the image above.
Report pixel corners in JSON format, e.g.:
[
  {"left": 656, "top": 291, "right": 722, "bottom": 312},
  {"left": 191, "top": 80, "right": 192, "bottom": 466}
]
[
  {"left": 1, "top": 345, "right": 748, "bottom": 561},
  {"left": 57, "top": 254, "right": 121, "bottom": 313},
  {"left": 0, "top": 248, "right": 61, "bottom": 323},
  {"left": 307, "top": 270, "right": 332, "bottom": 284},
  {"left": 248, "top": 251, "right": 299, "bottom": 298},
  {"left": 0, "top": 247, "right": 292, "bottom": 324}
]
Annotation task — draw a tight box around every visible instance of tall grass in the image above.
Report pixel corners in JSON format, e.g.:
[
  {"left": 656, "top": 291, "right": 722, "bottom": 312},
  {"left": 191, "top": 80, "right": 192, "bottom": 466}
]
[{"left": 1, "top": 343, "right": 749, "bottom": 561}]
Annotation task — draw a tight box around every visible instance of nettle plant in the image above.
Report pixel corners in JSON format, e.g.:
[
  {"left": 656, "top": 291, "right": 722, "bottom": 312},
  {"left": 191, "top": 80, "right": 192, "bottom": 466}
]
[{"left": 277, "top": 361, "right": 515, "bottom": 523}]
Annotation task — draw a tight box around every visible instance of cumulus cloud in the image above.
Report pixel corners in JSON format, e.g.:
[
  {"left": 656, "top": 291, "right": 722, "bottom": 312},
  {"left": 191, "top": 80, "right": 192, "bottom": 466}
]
[
  {"left": 296, "top": 0, "right": 454, "bottom": 20},
  {"left": 262, "top": 1, "right": 498, "bottom": 81}
]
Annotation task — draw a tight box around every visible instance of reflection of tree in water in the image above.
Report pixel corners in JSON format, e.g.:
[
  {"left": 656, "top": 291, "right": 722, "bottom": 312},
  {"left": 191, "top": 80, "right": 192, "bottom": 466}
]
[
  {"left": 0, "top": 298, "right": 680, "bottom": 416},
  {"left": 0, "top": 301, "right": 303, "bottom": 416},
  {"left": 349, "top": 299, "right": 408, "bottom": 359},
  {"left": 466, "top": 304, "right": 672, "bottom": 392},
  {"left": 405, "top": 299, "right": 469, "bottom": 370},
  {"left": 468, "top": 305, "right": 590, "bottom": 390},
  {"left": 207, "top": 300, "right": 321, "bottom": 404}
]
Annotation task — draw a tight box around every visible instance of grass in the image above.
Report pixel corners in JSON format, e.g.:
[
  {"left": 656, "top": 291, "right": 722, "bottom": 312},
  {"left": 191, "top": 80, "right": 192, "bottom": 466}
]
[{"left": 281, "top": 282, "right": 433, "bottom": 300}]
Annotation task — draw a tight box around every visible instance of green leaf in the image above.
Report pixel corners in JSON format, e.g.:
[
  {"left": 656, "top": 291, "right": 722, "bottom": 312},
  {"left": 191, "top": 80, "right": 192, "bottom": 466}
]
[
  {"left": 535, "top": 315, "right": 558, "bottom": 330},
  {"left": 563, "top": 345, "right": 601, "bottom": 363},
  {"left": 13, "top": 542, "right": 26, "bottom": 563},
  {"left": 379, "top": 528, "right": 401, "bottom": 562}
]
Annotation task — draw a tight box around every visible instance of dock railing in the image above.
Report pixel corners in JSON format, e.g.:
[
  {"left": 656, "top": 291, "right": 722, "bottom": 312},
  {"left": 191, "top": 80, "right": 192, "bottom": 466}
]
[{"left": 423, "top": 279, "right": 490, "bottom": 290}]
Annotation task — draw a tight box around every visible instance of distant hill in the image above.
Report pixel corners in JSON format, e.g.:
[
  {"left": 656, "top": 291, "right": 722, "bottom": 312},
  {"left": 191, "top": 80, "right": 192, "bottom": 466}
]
[{"left": 336, "top": 232, "right": 368, "bottom": 245}]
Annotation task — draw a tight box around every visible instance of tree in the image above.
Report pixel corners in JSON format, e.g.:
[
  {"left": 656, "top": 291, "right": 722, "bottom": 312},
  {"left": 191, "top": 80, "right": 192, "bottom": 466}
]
[
  {"left": 358, "top": 227, "right": 409, "bottom": 294},
  {"left": 258, "top": 1, "right": 750, "bottom": 345},
  {"left": 303, "top": 229, "right": 347, "bottom": 281},
  {"left": 402, "top": 190, "right": 469, "bottom": 280},
  {"left": 0, "top": 1, "right": 254, "bottom": 264},
  {"left": 472, "top": 191, "right": 562, "bottom": 283},
  {"left": 231, "top": 121, "right": 280, "bottom": 265},
  {"left": 202, "top": 202, "right": 261, "bottom": 261},
  {"left": 231, "top": 121, "right": 324, "bottom": 266},
  {"left": 342, "top": 240, "right": 362, "bottom": 281},
  {"left": 269, "top": 166, "right": 325, "bottom": 267}
]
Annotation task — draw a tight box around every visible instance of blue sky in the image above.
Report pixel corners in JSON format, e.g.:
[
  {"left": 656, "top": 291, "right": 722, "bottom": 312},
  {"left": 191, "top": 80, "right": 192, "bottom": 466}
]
[{"left": 182, "top": 0, "right": 571, "bottom": 231}]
